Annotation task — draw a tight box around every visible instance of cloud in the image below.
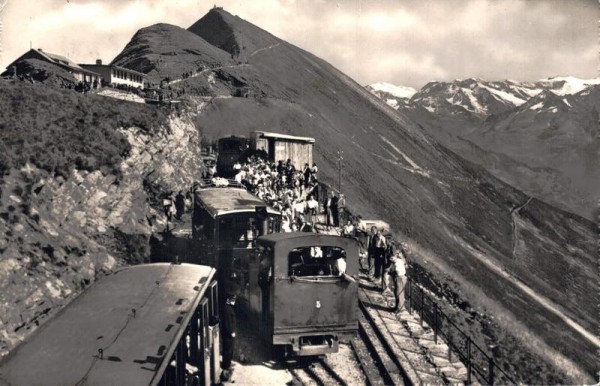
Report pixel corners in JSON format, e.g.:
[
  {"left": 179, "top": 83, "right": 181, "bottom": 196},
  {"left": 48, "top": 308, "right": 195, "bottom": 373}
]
[{"left": 1, "top": 0, "right": 597, "bottom": 88}]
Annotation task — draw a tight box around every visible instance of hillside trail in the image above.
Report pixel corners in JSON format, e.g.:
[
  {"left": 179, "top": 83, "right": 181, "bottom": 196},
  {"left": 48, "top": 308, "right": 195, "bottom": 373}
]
[
  {"left": 248, "top": 42, "right": 281, "bottom": 58},
  {"left": 510, "top": 197, "right": 532, "bottom": 257},
  {"left": 166, "top": 63, "right": 250, "bottom": 86},
  {"left": 166, "top": 42, "right": 282, "bottom": 87}
]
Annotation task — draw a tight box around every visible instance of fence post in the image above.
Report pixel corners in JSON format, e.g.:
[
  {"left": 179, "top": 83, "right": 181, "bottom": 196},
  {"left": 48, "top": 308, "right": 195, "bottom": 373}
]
[
  {"left": 433, "top": 302, "right": 438, "bottom": 344},
  {"left": 419, "top": 288, "right": 424, "bottom": 326},
  {"left": 466, "top": 337, "right": 472, "bottom": 385},
  {"left": 407, "top": 279, "right": 412, "bottom": 314},
  {"left": 488, "top": 357, "right": 494, "bottom": 386}
]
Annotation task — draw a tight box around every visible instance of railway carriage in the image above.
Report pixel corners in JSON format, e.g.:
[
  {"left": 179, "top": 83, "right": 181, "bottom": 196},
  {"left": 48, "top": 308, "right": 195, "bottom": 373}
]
[
  {"left": 246, "top": 233, "right": 359, "bottom": 356},
  {"left": 0, "top": 263, "right": 220, "bottom": 386},
  {"left": 192, "top": 183, "right": 281, "bottom": 288}
]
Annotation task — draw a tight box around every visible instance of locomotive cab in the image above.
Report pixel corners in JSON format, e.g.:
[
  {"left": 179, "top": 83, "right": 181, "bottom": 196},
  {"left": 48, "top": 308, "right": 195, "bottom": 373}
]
[{"left": 247, "top": 233, "right": 359, "bottom": 356}]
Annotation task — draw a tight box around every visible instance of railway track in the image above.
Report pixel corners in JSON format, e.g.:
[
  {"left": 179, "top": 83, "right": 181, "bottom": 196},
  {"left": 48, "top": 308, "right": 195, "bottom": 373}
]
[
  {"left": 354, "top": 300, "right": 406, "bottom": 386},
  {"left": 288, "top": 357, "right": 348, "bottom": 386},
  {"left": 358, "top": 283, "right": 452, "bottom": 386}
]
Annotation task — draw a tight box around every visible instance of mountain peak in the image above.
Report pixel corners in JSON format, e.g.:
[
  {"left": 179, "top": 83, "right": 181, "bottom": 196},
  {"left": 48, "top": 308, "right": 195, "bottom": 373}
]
[
  {"left": 367, "top": 82, "right": 417, "bottom": 99},
  {"left": 188, "top": 7, "right": 281, "bottom": 58}
]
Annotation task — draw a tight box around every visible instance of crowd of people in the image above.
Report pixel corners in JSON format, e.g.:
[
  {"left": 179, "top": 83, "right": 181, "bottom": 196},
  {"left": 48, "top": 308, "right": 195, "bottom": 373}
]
[
  {"left": 229, "top": 155, "right": 407, "bottom": 312},
  {"left": 232, "top": 156, "right": 325, "bottom": 232}
]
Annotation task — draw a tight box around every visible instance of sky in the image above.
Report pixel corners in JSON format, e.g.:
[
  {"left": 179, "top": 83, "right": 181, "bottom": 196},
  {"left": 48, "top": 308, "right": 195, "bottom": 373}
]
[{"left": 0, "top": 0, "right": 597, "bottom": 88}]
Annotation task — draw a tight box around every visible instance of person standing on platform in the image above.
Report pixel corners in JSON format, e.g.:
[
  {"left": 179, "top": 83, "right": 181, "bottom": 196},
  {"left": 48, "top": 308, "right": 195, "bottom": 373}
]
[
  {"left": 372, "top": 227, "right": 387, "bottom": 288},
  {"left": 221, "top": 268, "right": 240, "bottom": 382},
  {"left": 332, "top": 193, "right": 340, "bottom": 227},
  {"left": 386, "top": 249, "right": 407, "bottom": 312},
  {"left": 174, "top": 191, "right": 185, "bottom": 220},
  {"left": 325, "top": 191, "right": 334, "bottom": 229},
  {"left": 337, "top": 194, "right": 346, "bottom": 225},
  {"left": 367, "top": 226, "right": 377, "bottom": 274}
]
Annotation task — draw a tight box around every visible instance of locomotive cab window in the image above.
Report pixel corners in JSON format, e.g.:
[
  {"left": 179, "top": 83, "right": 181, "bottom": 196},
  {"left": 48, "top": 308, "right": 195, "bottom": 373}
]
[{"left": 288, "top": 246, "right": 347, "bottom": 277}]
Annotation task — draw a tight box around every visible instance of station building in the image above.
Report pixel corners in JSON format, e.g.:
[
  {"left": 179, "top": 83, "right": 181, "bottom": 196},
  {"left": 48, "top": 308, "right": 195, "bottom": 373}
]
[
  {"left": 80, "top": 60, "right": 146, "bottom": 89},
  {"left": 3, "top": 48, "right": 101, "bottom": 84},
  {"left": 251, "top": 131, "right": 315, "bottom": 168}
]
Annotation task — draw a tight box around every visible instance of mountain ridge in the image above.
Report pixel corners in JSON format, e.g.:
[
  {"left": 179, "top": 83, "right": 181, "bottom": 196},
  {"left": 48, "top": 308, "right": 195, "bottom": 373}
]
[{"left": 369, "top": 77, "right": 600, "bottom": 219}]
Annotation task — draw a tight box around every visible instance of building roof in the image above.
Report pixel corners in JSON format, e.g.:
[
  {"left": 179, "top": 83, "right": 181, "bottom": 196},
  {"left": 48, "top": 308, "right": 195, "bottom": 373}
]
[
  {"left": 258, "top": 232, "right": 358, "bottom": 249},
  {"left": 80, "top": 63, "right": 147, "bottom": 78},
  {"left": 0, "top": 263, "right": 216, "bottom": 386},
  {"left": 253, "top": 131, "right": 315, "bottom": 143},
  {"left": 194, "top": 187, "right": 280, "bottom": 218},
  {"left": 33, "top": 49, "right": 100, "bottom": 76}
]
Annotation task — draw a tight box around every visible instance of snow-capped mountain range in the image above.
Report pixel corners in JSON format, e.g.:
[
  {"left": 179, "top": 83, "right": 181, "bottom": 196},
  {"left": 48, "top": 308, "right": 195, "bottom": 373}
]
[
  {"left": 367, "top": 76, "right": 600, "bottom": 220},
  {"left": 367, "top": 76, "right": 600, "bottom": 116}
]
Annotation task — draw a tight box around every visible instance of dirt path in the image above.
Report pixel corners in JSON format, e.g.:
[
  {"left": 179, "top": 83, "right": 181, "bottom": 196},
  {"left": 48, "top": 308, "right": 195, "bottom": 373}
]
[
  {"left": 249, "top": 43, "right": 281, "bottom": 57},
  {"left": 510, "top": 197, "right": 532, "bottom": 257}
]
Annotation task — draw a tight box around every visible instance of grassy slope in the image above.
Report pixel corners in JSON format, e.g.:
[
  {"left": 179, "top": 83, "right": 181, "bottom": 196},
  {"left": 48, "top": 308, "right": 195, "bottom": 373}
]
[
  {"left": 0, "top": 80, "right": 167, "bottom": 181},
  {"left": 111, "top": 23, "right": 233, "bottom": 84}
]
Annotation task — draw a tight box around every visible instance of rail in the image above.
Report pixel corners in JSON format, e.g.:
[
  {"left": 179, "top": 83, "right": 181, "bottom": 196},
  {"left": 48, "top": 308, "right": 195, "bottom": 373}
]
[{"left": 405, "top": 278, "right": 517, "bottom": 385}]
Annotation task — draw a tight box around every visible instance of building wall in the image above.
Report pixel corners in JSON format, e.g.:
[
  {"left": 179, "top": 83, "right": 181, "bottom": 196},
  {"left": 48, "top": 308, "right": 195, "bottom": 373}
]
[
  {"left": 110, "top": 68, "right": 144, "bottom": 89},
  {"left": 274, "top": 141, "right": 313, "bottom": 168}
]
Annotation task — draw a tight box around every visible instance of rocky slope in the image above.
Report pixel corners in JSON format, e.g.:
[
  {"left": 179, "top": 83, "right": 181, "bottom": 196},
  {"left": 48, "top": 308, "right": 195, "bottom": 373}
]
[
  {"left": 369, "top": 77, "right": 600, "bottom": 219},
  {"left": 108, "top": 8, "right": 598, "bottom": 382},
  {"left": 0, "top": 81, "right": 204, "bottom": 355}
]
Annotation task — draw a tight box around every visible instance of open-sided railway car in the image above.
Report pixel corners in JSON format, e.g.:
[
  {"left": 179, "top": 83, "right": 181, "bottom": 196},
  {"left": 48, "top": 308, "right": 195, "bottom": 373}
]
[
  {"left": 0, "top": 263, "right": 220, "bottom": 386},
  {"left": 192, "top": 184, "right": 281, "bottom": 283},
  {"left": 247, "top": 233, "right": 359, "bottom": 356}
]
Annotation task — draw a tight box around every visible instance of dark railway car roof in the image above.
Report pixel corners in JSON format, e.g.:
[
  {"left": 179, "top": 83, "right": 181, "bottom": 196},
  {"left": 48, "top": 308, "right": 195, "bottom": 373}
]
[
  {"left": 258, "top": 232, "right": 358, "bottom": 248},
  {"left": 195, "top": 187, "right": 280, "bottom": 218},
  {"left": 0, "top": 263, "right": 215, "bottom": 386}
]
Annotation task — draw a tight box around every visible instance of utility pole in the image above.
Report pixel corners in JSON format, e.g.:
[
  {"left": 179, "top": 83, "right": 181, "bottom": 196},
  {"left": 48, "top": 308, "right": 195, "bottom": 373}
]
[{"left": 337, "top": 150, "right": 343, "bottom": 193}]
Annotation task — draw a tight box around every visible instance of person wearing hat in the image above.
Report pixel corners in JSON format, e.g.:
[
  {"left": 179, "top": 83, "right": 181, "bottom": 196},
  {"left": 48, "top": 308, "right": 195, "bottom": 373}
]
[{"left": 220, "top": 267, "right": 240, "bottom": 382}]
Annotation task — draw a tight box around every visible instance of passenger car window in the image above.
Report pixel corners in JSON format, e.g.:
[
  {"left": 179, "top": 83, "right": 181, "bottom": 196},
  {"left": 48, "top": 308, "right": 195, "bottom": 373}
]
[{"left": 288, "top": 246, "right": 346, "bottom": 277}]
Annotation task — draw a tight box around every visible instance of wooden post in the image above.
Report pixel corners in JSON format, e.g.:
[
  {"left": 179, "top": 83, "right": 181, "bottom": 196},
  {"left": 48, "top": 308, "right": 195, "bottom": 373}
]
[
  {"left": 488, "top": 357, "right": 494, "bottom": 386},
  {"left": 466, "top": 337, "right": 472, "bottom": 385},
  {"left": 407, "top": 279, "right": 412, "bottom": 314},
  {"left": 434, "top": 302, "right": 438, "bottom": 344},
  {"left": 419, "top": 288, "right": 424, "bottom": 326}
]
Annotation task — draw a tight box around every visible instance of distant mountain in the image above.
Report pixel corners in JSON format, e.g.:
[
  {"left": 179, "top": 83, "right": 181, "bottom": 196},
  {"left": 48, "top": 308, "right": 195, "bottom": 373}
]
[
  {"left": 369, "top": 77, "right": 600, "bottom": 219},
  {"left": 366, "top": 82, "right": 417, "bottom": 108},
  {"left": 108, "top": 8, "right": 596, "bottom": 382}
]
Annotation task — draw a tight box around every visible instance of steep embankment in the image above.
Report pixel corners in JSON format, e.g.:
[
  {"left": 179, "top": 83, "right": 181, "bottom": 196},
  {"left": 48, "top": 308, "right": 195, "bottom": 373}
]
[
  {"left": 0, "top": 81, "right": 204, "bottom": 355},
  {"left": 108, "top": 8, "right": 597, "bottom": 382}
]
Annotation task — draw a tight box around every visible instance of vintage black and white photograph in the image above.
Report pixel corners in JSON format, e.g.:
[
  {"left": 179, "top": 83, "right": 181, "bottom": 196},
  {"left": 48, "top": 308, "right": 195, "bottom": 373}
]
[{"left": 0, "top": 0, "right": 598, "bottom": 385}]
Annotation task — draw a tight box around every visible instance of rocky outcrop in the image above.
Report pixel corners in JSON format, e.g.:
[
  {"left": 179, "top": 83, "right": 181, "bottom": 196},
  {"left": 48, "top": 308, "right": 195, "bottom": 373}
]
[{"left": 0, "top": 113, "right": 204, "bottom": 356}]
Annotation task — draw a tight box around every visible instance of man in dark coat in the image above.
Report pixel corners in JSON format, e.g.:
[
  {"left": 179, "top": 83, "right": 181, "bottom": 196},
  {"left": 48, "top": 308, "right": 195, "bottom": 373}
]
[
  {"left": 174, "top": 191, "right": 185, "bottom": 220},
  {"left": 220, "top": 269, "right": 240, "bottom": 382},
  {"left": 331, "top": 194, "right": 339, "bottom": 227}
]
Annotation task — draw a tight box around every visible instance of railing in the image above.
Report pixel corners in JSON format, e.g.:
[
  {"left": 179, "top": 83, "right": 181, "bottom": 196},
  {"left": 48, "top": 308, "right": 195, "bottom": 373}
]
[{"left": 405, "top": 278, "right": 517, "bottom": 385}]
